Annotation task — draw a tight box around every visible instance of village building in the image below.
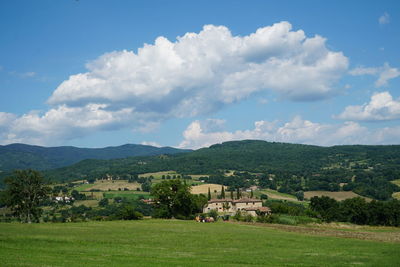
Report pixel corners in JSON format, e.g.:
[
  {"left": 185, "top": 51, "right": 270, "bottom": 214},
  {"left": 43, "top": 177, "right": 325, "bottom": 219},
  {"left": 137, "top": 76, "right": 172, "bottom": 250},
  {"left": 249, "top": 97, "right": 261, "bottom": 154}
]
[{"left": 203, "top": 198, "right": 271, "bottom": 216}]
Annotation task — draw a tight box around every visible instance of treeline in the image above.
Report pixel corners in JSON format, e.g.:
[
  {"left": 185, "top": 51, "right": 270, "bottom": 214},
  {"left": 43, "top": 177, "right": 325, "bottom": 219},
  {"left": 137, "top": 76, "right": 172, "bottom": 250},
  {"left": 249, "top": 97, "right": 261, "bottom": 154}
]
[
  {"left": 37, "top": 140, "right": 400, "bottom": 201},
  {"left": 310, "top": 196, "right": 400, "bottom": 226}
]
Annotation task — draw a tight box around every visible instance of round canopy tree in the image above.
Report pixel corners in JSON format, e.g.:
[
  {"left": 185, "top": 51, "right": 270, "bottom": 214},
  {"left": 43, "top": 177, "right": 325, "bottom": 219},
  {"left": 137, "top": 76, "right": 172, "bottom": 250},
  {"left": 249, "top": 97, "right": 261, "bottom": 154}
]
[{"left": 3, "top": 169, "right": 50, "bottom": 223}]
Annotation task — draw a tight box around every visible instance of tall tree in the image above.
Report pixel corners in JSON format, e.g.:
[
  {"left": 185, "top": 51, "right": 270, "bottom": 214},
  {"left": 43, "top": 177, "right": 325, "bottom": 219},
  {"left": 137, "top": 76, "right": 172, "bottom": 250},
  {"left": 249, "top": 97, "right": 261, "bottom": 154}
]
[
  {"left": 250, "top": 189, "right": 253, "bottom": 198},
  {"left": 3, "top": 170, "right": 50, "bottom": 223},
  {"left": 208, "top": 187, "right": 211, "bottom": 200},
  {"left": 230, "top": 189, "right": 234, "bottom": 200},
  {"left": 236, "top": 188, "right": 241, "bottom": 199},
  {"left": 221, "top": 186, "right": 225, "bottom": 199}
]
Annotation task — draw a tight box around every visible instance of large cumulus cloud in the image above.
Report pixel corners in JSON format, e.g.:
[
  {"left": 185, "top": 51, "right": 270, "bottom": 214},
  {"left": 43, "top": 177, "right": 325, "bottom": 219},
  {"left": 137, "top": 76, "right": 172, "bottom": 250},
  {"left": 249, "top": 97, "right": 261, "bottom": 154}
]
[{"left": 49, "top": 22, "right": 348, "bottom": 113}]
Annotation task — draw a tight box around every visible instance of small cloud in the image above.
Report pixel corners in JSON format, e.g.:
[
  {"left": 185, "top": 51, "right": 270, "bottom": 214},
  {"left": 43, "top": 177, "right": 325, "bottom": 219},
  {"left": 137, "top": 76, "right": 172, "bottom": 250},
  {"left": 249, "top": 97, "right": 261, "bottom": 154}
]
[
  {"left": 379, "top": 12, "right": 390, "bottom": 25},
  {"left": 335, "top": 91, "right": 400, "bottom": 121},
  {"left": 141, "top": 141, "right": 161, "bottom": 147},
  {"left": 258, "top": 98, "right": 269, "bottom": 105}
]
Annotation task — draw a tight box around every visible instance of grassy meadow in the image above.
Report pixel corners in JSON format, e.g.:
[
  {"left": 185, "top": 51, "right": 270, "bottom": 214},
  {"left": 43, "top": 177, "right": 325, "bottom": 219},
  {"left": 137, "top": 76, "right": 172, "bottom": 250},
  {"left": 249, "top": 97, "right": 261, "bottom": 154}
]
[
  {"left": 0, "top": 220, "right": 399, "bottom": 266},
  {"left": 304, "top": 191, "right": 372, "bottom": 201}
]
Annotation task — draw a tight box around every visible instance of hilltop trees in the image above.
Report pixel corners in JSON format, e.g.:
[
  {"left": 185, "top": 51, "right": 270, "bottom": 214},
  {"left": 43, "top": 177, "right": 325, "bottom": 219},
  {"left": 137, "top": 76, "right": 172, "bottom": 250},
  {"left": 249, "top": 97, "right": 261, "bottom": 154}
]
[{"left": 3, "top": 170, "right": 50, "bottom": 223}]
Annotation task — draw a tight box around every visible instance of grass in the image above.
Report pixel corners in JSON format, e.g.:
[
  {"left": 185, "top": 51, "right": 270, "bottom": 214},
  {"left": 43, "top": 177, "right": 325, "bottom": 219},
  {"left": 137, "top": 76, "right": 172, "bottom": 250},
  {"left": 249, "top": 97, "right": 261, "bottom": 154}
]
[
  {"left": 103, "top": 191, "right": 150, "bottom": 200},
  {"left": 255, "top": 189, "right": 299, "bottom": 201},
  {"left": 304, "top": 191, "right": 371, "bottom": 201},
  {"left": 0, "top": 220, "right": 399, "bottom": 266}
]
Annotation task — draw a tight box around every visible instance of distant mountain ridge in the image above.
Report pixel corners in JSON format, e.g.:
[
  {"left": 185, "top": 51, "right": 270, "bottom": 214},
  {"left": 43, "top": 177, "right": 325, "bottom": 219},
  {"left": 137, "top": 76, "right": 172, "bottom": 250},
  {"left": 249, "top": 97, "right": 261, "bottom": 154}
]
[{"left": 0, "top": 143, "right": 191, "bottom": 172}]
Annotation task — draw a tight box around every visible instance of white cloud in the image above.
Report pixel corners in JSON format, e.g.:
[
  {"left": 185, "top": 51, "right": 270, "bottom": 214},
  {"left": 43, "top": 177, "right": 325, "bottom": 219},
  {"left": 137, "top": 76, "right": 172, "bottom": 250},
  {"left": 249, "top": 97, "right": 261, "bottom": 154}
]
[
  {"left": 49, "top": 22, "right": 348, "bottom": 111},
  {"left": 1, "top": 22, "right": 350, "bottom": 145},
  {"left": 336, "top": 91, "right": 400, "bottom": 121},
  {"left": 178, "top": 116, "right": 400, "bottom": 149},
  {"left": 349, "top": 63, "right": 400, "bottom": 87},
  {"left": 179, "top": 116, "right": 400, "bottom": 148},
  {"left": 379, "top": 12, "right": 390, "bottom": 25},
  {"left": 140, "top": 141, "right": 161, "bottom": 147},
  {"left": 0, "top": 104, "right": 135, "bottom": 145}
]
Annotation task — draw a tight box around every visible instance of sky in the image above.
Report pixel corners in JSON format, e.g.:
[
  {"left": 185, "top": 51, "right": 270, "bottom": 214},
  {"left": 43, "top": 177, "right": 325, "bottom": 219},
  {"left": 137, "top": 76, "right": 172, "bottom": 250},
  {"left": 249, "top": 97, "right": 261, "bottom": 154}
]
[{"left": 0, "top": 0, "right": 400, "bottom": 149}]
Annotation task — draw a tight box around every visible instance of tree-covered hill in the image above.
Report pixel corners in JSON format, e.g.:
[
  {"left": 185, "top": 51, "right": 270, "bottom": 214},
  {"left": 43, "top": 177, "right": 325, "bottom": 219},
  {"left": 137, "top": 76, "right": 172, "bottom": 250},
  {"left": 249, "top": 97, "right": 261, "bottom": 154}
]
[
  {"left": 41, "top": 140, "right": 400, "bottom": 200},
  {"left": 0, "top": 143, "right": 191, "bottom": 172}
]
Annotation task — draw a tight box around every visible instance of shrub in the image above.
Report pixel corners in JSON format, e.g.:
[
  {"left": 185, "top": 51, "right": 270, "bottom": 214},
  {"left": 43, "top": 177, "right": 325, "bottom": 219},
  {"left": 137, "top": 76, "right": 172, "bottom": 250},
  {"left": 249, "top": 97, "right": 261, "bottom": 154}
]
[{"left": 208, "top": 209, "right": 218, "bottom": 221}]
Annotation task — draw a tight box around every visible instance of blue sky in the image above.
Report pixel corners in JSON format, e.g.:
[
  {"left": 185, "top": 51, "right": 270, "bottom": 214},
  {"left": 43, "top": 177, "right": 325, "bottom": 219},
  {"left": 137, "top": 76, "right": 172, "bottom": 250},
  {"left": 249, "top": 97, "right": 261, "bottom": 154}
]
[{"left": 0, "top": 0, "right": 399, "bottom": 148}]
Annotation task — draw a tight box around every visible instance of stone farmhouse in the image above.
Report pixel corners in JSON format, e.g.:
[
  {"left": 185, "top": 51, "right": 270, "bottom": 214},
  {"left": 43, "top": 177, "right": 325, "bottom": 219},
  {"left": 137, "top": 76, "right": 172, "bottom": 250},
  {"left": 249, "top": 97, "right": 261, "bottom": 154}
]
[{"left": 203, "top": 198, "right": 271, "bottom": 216}]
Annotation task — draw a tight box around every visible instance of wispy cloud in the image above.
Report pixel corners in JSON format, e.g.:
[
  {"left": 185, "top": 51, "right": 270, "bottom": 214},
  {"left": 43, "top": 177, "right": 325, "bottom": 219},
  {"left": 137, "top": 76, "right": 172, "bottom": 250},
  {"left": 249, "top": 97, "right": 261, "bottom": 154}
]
[
  {"left": 379, "top": 12, "right": 390, "bottom": 25},
  {"left": 349, "top": 63, "right": 400, "bottom": 87}
]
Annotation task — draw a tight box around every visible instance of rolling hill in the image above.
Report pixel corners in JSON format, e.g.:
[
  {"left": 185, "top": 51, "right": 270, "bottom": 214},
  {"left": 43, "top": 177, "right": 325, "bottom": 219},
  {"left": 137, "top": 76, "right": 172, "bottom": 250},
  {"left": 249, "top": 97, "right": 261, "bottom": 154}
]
[{"left": 0, "top": 143, "right": 191, "bottom": 172}]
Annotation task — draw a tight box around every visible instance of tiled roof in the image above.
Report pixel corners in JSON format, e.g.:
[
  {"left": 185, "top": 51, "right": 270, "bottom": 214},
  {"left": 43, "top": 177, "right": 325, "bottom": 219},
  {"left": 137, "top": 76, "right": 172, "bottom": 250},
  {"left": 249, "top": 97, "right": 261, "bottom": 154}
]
[{"left": 243, "top": 207, "right": 271, "bottom": 212}]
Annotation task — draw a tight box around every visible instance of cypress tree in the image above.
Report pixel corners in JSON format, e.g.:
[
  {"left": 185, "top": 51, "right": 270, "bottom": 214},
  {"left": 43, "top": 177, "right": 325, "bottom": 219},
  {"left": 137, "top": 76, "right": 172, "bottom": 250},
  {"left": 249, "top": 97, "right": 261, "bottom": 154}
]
[
  {"left": 236, "top": 188, "right": 240, "bottom": 199},
  {"left": 250, "top": 189, "right": 253, "bottom": 198},
  {"left": 221, "top": 186, "right": 225, "bottom": 199},
  {"left": 208, "top": 187, "right": 211, "bottom": 200},
  {"left": 230, "top": 189, "right": 234, "bottom": 200}
]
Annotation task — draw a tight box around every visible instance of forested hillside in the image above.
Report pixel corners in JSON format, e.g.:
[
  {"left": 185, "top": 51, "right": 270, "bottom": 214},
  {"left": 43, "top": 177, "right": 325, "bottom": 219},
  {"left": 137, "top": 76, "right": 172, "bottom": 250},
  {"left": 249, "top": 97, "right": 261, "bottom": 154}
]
[
  {"left": 42, "top": 140, "right": 400, "bottom": 200},
  {"left": 0, "top": 143, "right": 190, "bottom": 172}
]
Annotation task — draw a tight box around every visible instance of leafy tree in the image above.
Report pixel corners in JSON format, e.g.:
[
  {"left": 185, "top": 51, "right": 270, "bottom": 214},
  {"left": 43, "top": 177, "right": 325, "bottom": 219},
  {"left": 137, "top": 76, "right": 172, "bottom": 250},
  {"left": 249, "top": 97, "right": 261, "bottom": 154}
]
[
  {"left": 151, "top": 179, "right": 198, "bottom": 219},
  {"left": 295, "top": 191, "right": 304, "bottom": 201},
  {"left": 99, "top": 198, "right": 109, "bottom": 207},
  {"left": 250, "top": 189, "right": 254, "bottom": 198},
  {"left": 141, "top": 180, "right": 152, "bottom": 192},
  {"left": 3, "top": 170, "right": 50, "bottom": 223}
]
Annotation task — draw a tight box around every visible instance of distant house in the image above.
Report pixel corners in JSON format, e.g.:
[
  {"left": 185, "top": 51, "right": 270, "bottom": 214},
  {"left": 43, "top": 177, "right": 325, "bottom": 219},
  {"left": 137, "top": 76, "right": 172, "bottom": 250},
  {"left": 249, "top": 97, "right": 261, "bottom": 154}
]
[
  {"left": 203, "top": 198, "right": 271, "bottom": 216},
  {"left": 54, "top": 196, "right": 73, "bottom": 203}
]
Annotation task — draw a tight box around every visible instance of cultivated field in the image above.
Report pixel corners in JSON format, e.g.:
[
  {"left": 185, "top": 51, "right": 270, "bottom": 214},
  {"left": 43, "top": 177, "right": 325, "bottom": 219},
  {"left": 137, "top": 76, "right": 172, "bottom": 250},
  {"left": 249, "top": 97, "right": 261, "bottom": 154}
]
[
  {"left": 75, "top": 180, "right": 140, "bottom": 191},
  {"left": 393, "top": 192, "right": 400, "bottom": 200},
  {"left": 191, "top": 183, "right": 226, "bottom": 194},
  {"left": 0, "top": 220, "right": 399, "bottom": 266},
  {"left": 304, "top": 191, "right": 371, "bottom": 201}
]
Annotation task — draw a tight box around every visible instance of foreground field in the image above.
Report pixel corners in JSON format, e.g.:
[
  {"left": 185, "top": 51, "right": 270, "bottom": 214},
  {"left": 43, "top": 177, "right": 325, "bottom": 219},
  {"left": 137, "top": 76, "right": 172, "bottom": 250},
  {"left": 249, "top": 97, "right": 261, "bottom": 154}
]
[{"left": 0, "top": 220, "right": 399, "bottom": 266}]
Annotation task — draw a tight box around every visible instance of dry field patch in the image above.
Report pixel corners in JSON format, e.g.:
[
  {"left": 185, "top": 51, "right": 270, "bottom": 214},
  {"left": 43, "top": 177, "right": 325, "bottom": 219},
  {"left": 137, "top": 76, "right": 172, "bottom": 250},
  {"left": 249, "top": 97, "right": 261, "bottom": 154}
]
[
  {"left": 191, "top": 183, "right": 227, "bottom": 194},
  {"left": 82, "top": 180, "right": 140, "bottom": 191}
]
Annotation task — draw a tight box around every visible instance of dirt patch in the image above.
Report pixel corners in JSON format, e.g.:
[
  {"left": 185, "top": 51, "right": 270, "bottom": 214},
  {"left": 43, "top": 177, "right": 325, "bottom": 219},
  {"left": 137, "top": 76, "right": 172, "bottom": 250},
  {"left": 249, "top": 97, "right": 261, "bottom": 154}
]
[{"left": 229, "top": 221, "right": 400, "bottom": 243}]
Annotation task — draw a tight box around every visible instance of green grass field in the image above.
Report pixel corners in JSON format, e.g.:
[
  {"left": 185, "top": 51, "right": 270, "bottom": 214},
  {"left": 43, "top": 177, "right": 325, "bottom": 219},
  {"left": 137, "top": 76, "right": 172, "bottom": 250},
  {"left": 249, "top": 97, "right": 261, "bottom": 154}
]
[
  {"left": 0, "top": 220, "right": 399, "bottom": 266},
  {"left": 103, "top": 191, "right": 150, "bottom": 200}
]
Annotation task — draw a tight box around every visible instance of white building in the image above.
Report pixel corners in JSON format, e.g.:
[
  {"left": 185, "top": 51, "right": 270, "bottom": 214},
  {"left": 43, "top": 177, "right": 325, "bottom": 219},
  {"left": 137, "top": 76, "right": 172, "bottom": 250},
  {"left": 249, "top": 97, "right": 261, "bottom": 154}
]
[{"left": 203, "top": 198, "right": 271, "bottom": 216}]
